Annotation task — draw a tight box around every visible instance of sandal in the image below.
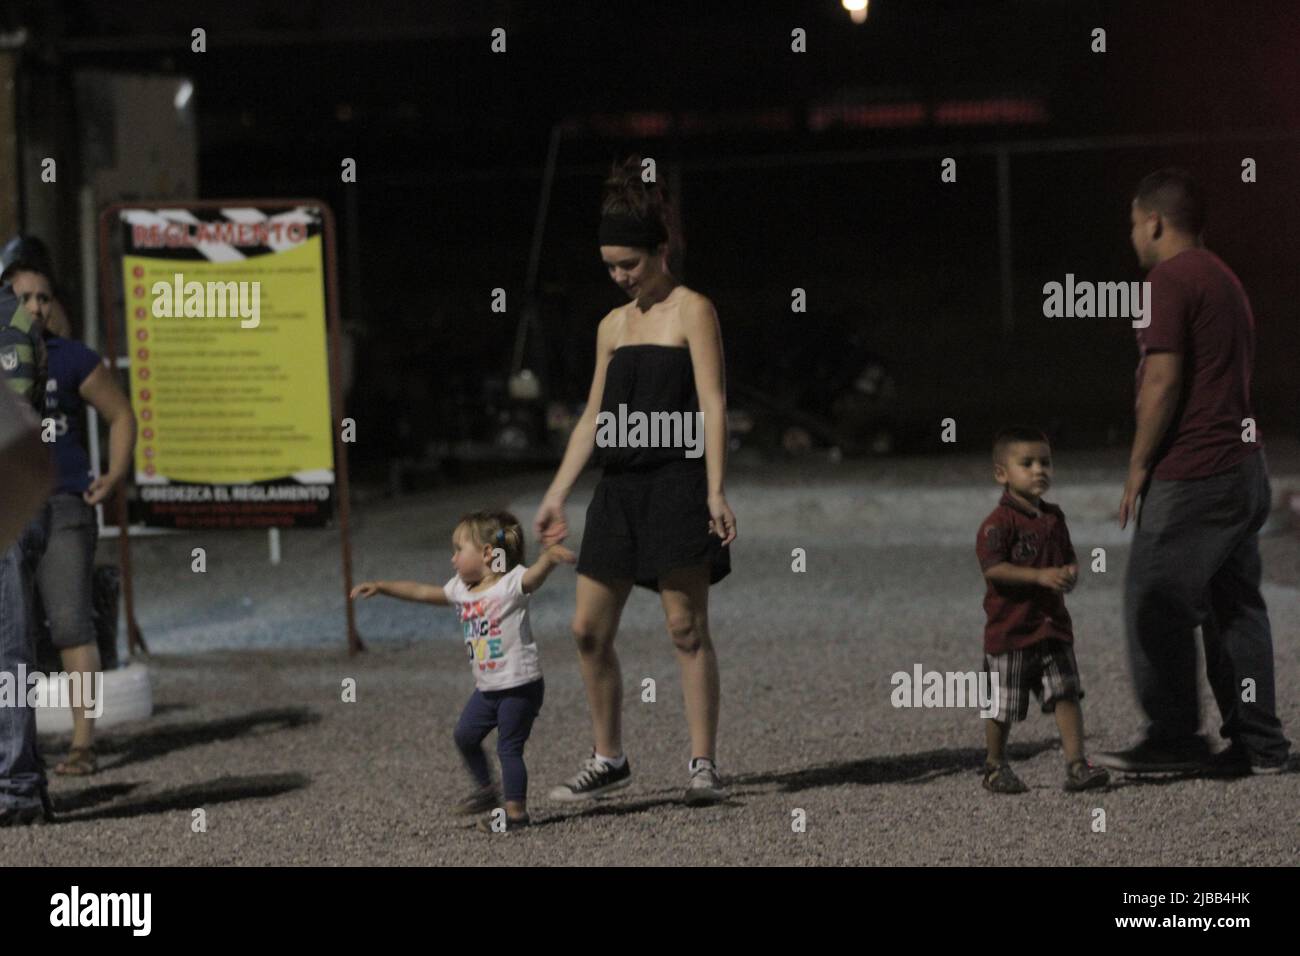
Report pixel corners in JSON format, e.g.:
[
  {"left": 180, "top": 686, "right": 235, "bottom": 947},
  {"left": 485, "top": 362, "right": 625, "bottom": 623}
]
[
  {"left": 54, "top": 746, "right": 98, "bottom": 776},
  {"left": 1064, "top": 759, "right": 1110, "bottom": 792},
  {"left": 982, "top": 762, "right": 1028, "bottom": 794}
]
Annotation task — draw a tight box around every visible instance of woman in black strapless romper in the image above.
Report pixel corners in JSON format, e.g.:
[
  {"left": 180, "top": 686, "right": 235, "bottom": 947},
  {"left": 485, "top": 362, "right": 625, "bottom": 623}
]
[{"left": 534, "top": 156, "right": 736, "bottom": 807}]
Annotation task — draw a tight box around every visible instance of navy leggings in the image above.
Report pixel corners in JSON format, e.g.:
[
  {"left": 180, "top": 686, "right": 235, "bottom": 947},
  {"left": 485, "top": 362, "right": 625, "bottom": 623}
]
[{"left": 453, "top": 678, "right": 544, "bottom": 802}]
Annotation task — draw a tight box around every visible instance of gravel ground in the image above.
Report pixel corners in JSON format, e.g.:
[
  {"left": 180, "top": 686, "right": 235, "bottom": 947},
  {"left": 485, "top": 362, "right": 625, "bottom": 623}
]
[{"left": 8, "top": 442, "right": 1299, "bottom": 865}]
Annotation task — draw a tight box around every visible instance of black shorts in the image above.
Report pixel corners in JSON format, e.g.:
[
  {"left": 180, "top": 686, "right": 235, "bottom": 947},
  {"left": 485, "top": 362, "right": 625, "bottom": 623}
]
[{"left": 576, "top": 459, "right": 731, "bottom": 592}]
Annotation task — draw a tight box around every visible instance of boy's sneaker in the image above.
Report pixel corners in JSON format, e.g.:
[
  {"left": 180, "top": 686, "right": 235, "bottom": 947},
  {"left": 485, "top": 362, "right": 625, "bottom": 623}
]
[
  {"left": 476, "top": 812, "right": 531, "bottom": 833},
  {"left": 1064, "top": 759, "right": 1110, "bottom": 792},
  {"left": 453, "top": 783, "right": 501, "bottom": 816},
  {"left": 1092, "top": 735, "right": 1210, "bottom": 773},
  {"left": 982, "top": 762, "right": 1028, "bottom": 794},
  {"left": 548, "top": 753, "right": 632, "bottom": 803},
  {"left": 684, "top": 757, "right": 728, "bottom": 806}
]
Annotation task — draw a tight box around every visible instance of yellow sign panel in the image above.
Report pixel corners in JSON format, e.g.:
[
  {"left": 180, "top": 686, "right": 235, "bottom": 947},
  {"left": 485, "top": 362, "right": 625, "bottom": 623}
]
[{"left": 118, "top": 209, "right": 335, "bottom": 528}]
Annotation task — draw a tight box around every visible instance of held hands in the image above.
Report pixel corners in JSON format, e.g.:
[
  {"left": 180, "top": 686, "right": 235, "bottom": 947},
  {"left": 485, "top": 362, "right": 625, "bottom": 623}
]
[
  {"left": 544, "top": 543, "right": 578, "bottom": 565},
  {"left": 708, "top": 492, "right": 737, "bottom": 547},
  {"left": 350, "top": 582, "right": 381, "bottom": 600},
  {"left": 1038, "top": 565, "right": 1078, "bottom": 594},
  {"left": 534, "top": 495, "right": 568, "bottom": 548}
]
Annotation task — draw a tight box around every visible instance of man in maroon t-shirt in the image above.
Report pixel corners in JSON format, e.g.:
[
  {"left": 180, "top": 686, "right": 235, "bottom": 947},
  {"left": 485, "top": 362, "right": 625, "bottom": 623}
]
[{"left": 1096, "top": 169, "right": 1290, "bottom": 775}]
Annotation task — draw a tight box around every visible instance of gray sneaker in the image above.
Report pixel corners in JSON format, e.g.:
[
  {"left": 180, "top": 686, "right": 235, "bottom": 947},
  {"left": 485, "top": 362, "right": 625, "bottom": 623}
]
[{"left": 684, "top": 758, "right": 728, "bottom": 806}]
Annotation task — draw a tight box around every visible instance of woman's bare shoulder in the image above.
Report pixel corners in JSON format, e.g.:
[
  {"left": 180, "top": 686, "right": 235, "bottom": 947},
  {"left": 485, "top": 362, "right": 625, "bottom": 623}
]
[
  {"left": 675, "top": 287, "right": 719, "bottom": 325},
  {"left": 596, "top": 307, "right": 628, "bottom": 347}
]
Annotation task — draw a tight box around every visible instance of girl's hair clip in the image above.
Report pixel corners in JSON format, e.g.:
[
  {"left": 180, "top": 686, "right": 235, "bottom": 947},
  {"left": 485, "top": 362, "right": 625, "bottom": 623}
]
[{"left": 496, "top": 529, "right": 506, "bottom": 543}]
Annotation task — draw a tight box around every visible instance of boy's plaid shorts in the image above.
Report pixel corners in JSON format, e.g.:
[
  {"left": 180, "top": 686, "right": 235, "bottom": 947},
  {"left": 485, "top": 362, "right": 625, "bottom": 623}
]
[{"left": 982, "top": 638, "right": 1083, "bottom": 723}]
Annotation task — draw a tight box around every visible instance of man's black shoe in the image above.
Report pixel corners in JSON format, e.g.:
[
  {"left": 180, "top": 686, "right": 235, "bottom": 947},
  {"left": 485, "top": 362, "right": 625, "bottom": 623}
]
[
  {"left": 1092, "top": 736, "right": 1210, "bottom": 773},
  {"left": 0, "top": 803, "right": 46, "bottom": 827},
  {"left": 1202, "top": 743, "right": 1291, "bottom": 777}
]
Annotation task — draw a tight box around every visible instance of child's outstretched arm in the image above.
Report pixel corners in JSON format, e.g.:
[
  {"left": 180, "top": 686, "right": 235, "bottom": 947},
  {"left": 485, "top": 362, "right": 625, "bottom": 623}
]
[
  {"left": 521, "top": 544, "right": 577, "bottom": 594},
  {"left": 350, "top": 580, "right": 450, "bottom": 605}
]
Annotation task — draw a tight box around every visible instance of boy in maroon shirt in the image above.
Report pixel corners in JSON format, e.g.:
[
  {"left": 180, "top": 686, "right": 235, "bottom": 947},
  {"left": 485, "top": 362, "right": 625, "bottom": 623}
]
[{"left": 976, "top": 427, "right": 1109, "bottom": 793}]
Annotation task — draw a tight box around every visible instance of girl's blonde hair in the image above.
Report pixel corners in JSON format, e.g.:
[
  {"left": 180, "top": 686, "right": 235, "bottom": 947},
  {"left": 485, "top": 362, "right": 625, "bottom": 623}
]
[{"left": 455, "top": 510, "right": 525, "bottom": 570}]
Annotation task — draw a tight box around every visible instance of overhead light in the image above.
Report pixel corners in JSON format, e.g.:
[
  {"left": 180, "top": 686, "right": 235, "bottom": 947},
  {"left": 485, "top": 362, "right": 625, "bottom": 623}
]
[
  {"left": 842, "top": 0, "right": 869, "bottom": 24},
  {"left": 174, "top": 80, "right": 193, "bottom": 110}
]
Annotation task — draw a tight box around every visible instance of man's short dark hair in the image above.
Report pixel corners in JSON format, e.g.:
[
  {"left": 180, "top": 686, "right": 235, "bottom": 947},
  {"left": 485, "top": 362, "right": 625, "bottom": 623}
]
[
  {"left": 993, "top": 426, "right": 1049, "bottom": 463},
  {"left": 1134, "top": 167, "right": 1205, "bottom": 236}
]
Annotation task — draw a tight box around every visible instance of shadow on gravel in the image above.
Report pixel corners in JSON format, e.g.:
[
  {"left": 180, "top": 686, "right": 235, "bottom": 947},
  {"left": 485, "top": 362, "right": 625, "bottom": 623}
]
[
  {"left": 1102, "top": 770, "right": 1242, "bottom": 789},
  {"left": 94, "top": 708, "right": 322, "bottom": 772},
  {"left": 53, "top": 773, "right": 311, "bottom": 823},
  {"left": 151, "top": 703, "right": 197, "bottom": 716},
  {"left": 49, "top": 782, "right": 142, "bottom": 813},
  {"left": 541, "top": 793, "right": 743, "bottom": 824},
  {"left": 735, "top": 741, "right": 1060, "bottom": 792}
]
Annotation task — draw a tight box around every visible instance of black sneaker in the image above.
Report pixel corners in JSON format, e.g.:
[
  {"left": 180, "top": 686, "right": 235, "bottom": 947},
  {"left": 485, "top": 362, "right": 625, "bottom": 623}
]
[
  {"left": 476, "top": 812, "right": 531, "bottom": 833},
  {"left": 453, "top": 783, "right": 501, "bottom": 816},
  {"left": 548, "top": 753, "right": 632, "bottom": 803},
  {"left": 1092, "top": 736, "right": 1210, "bottom": 773},
  {"left": 1202, "top": 743, "right": 1291, "bottom": 777},
  {"left": 1064, "top": 759, "right": 1110, "bottom": 792},
  {"left": 982, "top": 762, "right": 1028, "bottom": 794},
  {"left": 0, "top": 802, "right": 46, "bottom": 827}
]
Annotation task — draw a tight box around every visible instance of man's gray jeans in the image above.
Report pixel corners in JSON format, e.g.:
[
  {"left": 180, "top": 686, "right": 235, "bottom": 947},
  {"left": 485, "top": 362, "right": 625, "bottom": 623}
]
[
  {"left": 0, "top": 508, "right": 48, "bottom": 811},
  {"left": 1125, "top": 449, "right": 1290, "bottom": 760}
]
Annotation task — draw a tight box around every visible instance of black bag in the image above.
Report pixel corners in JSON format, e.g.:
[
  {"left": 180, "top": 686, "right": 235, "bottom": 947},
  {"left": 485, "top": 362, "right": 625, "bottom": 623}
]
[{"left": 92, "top": 564, "right": 121, "bottom": 670}]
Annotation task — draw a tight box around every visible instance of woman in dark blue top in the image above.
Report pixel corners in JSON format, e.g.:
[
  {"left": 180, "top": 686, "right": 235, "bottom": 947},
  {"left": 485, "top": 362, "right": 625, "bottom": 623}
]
[
  {"left": 8, "top": 261, "right": 136, "bottom": 776},
  {"left": 534, "top": 156, "right": 736, "bottom": 806}
]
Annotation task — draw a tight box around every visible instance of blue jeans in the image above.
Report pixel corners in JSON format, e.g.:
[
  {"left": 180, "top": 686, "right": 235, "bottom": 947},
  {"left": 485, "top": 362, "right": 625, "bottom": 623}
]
[
  {"left": 0, "top": 509, "right": 48, "bottom": 811},
  {"left": 1125, "top": 451, "right": 1290, "bottom": 761},
  {"left": 453, "top": 678, "right": 544, "bottom": 803}
]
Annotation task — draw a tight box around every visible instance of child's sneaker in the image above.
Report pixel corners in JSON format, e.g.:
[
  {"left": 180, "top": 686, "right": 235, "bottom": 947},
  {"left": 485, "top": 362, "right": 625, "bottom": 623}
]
[
  {"left": 453, "top": 783, "right": 500, "bottom": 816},
  {"left": 684, "top": 757, "right": 728, "bottom": 806},
  {"left": 1064, "top": 759, "right": 1110, "bottom": 791},
  {"left": 476, "top": 812, "right": 531, "bottom": 833},
  {"left": 982, "top": 762, "right": 1028, "bottom": 794},
  {"left": 548, "top": 752, "right": 632, "bottom": 802}
]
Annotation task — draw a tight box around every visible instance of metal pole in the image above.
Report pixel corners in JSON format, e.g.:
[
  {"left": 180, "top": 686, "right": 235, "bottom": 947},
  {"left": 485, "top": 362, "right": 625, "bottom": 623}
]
[
  {"left": 80, "top": 185, "right": 110, "bottom": 534},
  {"left": 996, "top": 147, "right": 1014, "bottom": 340},
  {"left": 512, "top": 123, "right": 562, "bottom": 378},
  {"left": 96, "top": 207, "right": 147, "bottom": 655},
  {"left": 318, "top": 203, "right": 363, "bottom": 654}
]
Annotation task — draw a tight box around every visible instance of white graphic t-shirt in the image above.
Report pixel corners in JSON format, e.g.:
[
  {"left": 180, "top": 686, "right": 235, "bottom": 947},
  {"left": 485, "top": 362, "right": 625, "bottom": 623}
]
[{"left": 442, "top": 565, "right": 542, "bottom": 691}]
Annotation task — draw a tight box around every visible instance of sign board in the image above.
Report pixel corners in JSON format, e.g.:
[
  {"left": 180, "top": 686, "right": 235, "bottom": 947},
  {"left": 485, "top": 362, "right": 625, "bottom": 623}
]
[{"left": 116, "top": 206, "right": 335, "bottom": 528}]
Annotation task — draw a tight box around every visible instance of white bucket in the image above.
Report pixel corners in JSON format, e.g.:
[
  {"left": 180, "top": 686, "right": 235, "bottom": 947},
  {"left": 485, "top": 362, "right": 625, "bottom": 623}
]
[{"left": 33, "top": 662, "right": 153, "bottom": 735}]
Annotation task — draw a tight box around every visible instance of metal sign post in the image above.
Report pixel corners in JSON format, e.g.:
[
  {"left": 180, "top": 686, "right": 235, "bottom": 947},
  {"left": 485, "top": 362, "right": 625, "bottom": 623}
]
[{"left": 96, "top": 199, "right": 362, "bottom": 654}]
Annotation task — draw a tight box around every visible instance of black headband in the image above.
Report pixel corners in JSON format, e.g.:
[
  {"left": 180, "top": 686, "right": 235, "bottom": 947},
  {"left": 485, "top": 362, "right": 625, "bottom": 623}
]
[{"left": 598, "top": 212, "right": 667, "bottom": 250}]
